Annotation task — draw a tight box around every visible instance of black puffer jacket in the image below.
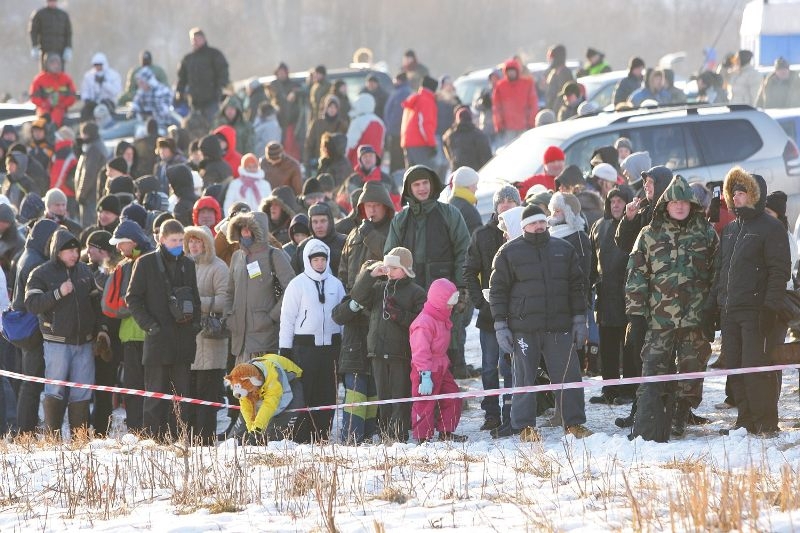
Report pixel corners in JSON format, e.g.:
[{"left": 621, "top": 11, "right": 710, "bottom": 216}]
[
  {"left": 490, "top": 231, "right": 586, "bottom": 334},
  {"left": 167, "top": 165, "right": 199, "bottom": 226},
  {"left": 713, "top": 169, "right": 790, "bottom": 313},
  {"left": 590, "top": 188, "right": 632, "bottom": 327},
  {"left": 464, "top": 214, "right": 505, "bottom": 331},
  {"left": 177, "top": 43, "right": 229, "bottom": 108},
  {"left": 441, "top": 121, "right": 492, "bottom": 171},
  {"left": 12, "top": 218, "right": 58, "bottom": 310},
  {"left": 350, "top": 267, "right": 426, "bottom": 361},
  {"left": 25, "top": 229, "right": 99, "bottom": 345},
  {"left": 331, "top": 296, "right": 371, "bottom": 375},
  {"left": 198, "top": 135, "right": 233, "bottom": 187}
]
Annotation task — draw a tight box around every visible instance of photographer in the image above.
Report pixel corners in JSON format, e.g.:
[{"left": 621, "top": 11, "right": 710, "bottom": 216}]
[{"left": 127, "top": 219, "right": 201, "bottom": 441}]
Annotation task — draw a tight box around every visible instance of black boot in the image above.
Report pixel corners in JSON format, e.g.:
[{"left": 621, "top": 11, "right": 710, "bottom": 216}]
[
  {"left": 501, "top": 404, "right": 511, "bottom": 427},
  {"left": 491, "top": 422, "right": 522, "bottom": 439},
  {"left": 671, "top": 399, "right": 691, "bottom": 437},
  {"left": 615, "top": 396, "right": 637, "bottom": 428},
  {"left": 68, "top": 400, "right": 91, "bottom": 436},
  {"left": 43, "top": 396, "right": 66, "bottom": 437}
]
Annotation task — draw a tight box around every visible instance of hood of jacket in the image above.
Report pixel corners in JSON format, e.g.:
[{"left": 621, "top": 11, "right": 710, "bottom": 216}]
[
  {"left": 723, "top": 166, "right": 766, "bottom": 217},
  {"left": 307, "top": 202, "right": 335, "bottom": 239},
  {"left": 213, "top": 125, "right": 237, "bottom": 152},
  {"left": 302, "top": 238, "right": 332, "bottom": 281},
  {"left": 351, "top": 93, "right": 376, "bottom": 117},
  {"left": 183, "top": 225, "right": 217, "bottom": 264},
  {"left": 228, "top": 210, "right": 270, "bottom": 244},
  {"left": 652, "top": 174, "right": 705, "bottom": 226},
  {"left": 192, "top": 195, "right": 223, "bottom": 227},
  {"left": 219, "top": 94, "right": 244, "bottom": 120},
  {"left": 621, "top": 151, "right": 651, "bottom": 185},
  {"left": 26, "top": 218, "right": 59, "bottom": 255},
  {"left": 357, "top": 181, "right": 396, "bottom": 221},
  {"left": 260, "top": 185, "right": 300, "bottom": 219},
  {"left": 423, "top": 278, "right": 458, "bottom": 322},
  {"left": 199, "top": 135, "right": 223, "bottom": 162},
  {"left": 503, "top": 59, "right": 522, "bottom": 78},
  {"left": 91, "top": 52, "right": 109, "bottom": 71},
  {"left": 603, "top": 187, "right": 633, "bottom": 219},
  {"left": 48, "top": 228, "right": 80, "bottom": 263},
  {"left": 401, "top": 165, "right": 443, "bottom": 204},
  {"left": 135, "top": 174, "right": 160, "bottom": 201},
  {"left": 166, "top": 165, "right": 196, "bottom": 198},
  {"left": 319, "top": 93, "right": 341, "bottom": 119},
  {"left": 289, "top": 213, "right": 310, "bottom": 238},
  {"left": 8, "top": 152, "right": 29, "bottom": 175}
]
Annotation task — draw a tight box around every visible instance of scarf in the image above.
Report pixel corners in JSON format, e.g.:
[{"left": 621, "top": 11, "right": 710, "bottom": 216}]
[{"left": 549, "top": 223, "right": 579, "bottom": 240}]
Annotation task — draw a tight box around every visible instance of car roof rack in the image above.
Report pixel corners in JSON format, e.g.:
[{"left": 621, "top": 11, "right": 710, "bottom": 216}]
[{"left": 609, "top": 103, "right": 755, "bottom": 125}]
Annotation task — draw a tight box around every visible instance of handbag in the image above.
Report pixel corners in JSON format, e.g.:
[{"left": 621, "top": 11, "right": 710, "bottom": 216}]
[
  {"left": 200, "top": 295, "right": 230, "bottom": 339},
  {"left": 269, "top": 247, "right": 284, "bottom": 300},
  {"left": 155, "top": 251, "right": 195, "bottom": 324},
  {"left": 1, "top": 307, "right": 41, "bottom": 349}
]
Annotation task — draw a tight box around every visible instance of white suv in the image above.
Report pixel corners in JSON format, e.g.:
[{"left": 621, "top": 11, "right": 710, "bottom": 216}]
[{"left": 477, "top": 104, "right": 800, "bottom": 223}]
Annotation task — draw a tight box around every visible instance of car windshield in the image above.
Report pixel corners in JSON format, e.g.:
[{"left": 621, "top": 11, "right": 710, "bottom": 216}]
[
  {"left": 454, "top": 77, "right": 487, "bottom": 107},
  {"left": 479, "top": 133, "right": 562, "bottom": 184}
]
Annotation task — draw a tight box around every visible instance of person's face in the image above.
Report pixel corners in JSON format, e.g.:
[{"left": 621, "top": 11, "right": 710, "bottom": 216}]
[
  {"left": 276, "top": 68, "right": 288, "bottom": 81},
  {"left": 32, "top": 128, "right": 45, "bottom": 141},
  {"left": 617, "top": 147, "right": 631, "bottom": 160},
  {"left": 367, "top": 80, "right": 378, "bottom": 92},
  {"left": 224, "top": 106, "right": 237, "bottom": 121},
  {"left": 336, "top": 84, "right": 347, "bottom": 97},
  {"left": 46, "top": 57, "right": 62, "bottom": 74},
  {"left": 269, "top": 204, "right": 283, "bottom": 221},
  {"left": 312, "top": 71, "right": 323, "bottom": 83},
  {"left": 325, "top": 102, "right": 338, "bottom": 118},
  {"left": 632, "top": 66, "right": 644, "bottom": 78},
  {"left": 362, "top": 201, "right": 387, "bottom": 223},
  {"left": 667, "top": 200, "right": 691, "bottom": 221},
  {"left": 732, "top": 190, "right": 750, "bottom": 209},
  {"left": 544, "top": 160, "right": 565, "bottom": 177},
  {"left": 599, "top": 179, "right": 615, "bottom": 198},
  {"left": 190, "top": 148, "right": 202, "bottom": 162},
  {"left": 159, "top": 147, "right": 173, "bottom": 161},
  {"left": 123, "top": 147, "right": 135, "bottom": 165},
  {"left": 98, "top": 210, "right": 118, "bottom": 227},
  {"left": 359, "top": 152, "right": 377, "bottom": 169},
  {"left": 310, "top": 256, "right": 328, "bottom": 273},
  {"left": 644, "top": 177, "right": 655, "bottom": 201},
  {"left": 1, "top": 131, "right": 16, "bottom": 142},
  {"left": 292, "top": 231, "right": 308, "bottom": 245},
  {"left": 0, "top": 221, "right": 9, "bottom": 235},
  {"left": 563, "top": 93, "right": 578, "bottom": 106},
  {"left": 387, "top": 266, "right": 406, "bottom": 280},
  {"left": 160, "top": 232, "right": 184, "bottom": 249},
  {"left": 93, "top": 63, "right": 103, "bottom": 72},
  {"left": 507, "top": 69, "right": 518, "bottom": 81},
  {"left": 191, "top": 33, "right": 206, "bottom": 50},
  {"left": 649, "top": 74, "right": 664, "bottom": 92},
  {"left": 59, "top": 247, "right": 79, "bottom": 267},
  {"left": 495, "top": 199, "right": 517, "bottom": 215},
  {"left": 107, "top": 167, "right": 123, "bottom": 180},
  {"left": 49, "top": 200, "right": 67, "bottom": 217},
  {"left": 116, "top": 241, "right": 135, "bottom": 257},
  {"left": 609, "top": 195, "right": 626, "bottom": 220},
  {"left": 765, "top": 207, "right": 779, "bottom": 219},
  {"left": 6, "top": 160, "right": 16, "bottom": 174},
  {"left": 524, "top": 220, "right": 548, "bottom": 234},
  {"left": 240, "top": 227, "right": 252, "bottom": 239},
  {"left": 311, "top": 215, "right": 329, "bottom": 237},
  {"left": 197, "top": 208, "right": 216, "bottom": 228},
  {"left": 410, "top": 178, "right": 431, "bottom": 202},
  {"left": 217, "top": 138, "right": 228, "bottom": 151},
  {"left": 86, "top": 245, "right": 107, "bottom": 264},
  {"left": 589, "top": 53, "right": 601, "bottom": 65},
  {"left": 558, "top": 183, "right": 573, "bottom": 194},
  {"left": 187, "top": 236, "right": 205, "bottom": 256}
]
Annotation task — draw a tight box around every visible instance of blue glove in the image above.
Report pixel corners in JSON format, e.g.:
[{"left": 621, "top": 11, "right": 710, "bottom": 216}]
[{"left": 418, "top": 371, "right": 434, "bottom": 396}]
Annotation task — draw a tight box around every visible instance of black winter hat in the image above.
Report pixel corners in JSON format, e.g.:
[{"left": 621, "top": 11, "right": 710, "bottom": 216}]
[
  {"left": 120, "top": 203, "right": 147, "bottom": 230},
  {"left": 421, "top": 76, "right": 438, "bottom": 92},
  {"left": 152, "top": 211, "right": 174, "bottom": 234},
  {"left": 554, "top": 165, "right": 586, "bottom": 189},
  {"left": 107, "top": 175, "right": 136, "bottom": 195},
  {"left": 97, "top": 194, "right": 122, "bottom": 216},
  {"left": 289, "top": 213, "right": 310, "bottom": 238},
  {"left": 766, "top": 191, "right": 788, "bottom": 218},
  {"left": 316, "top": 173, "right": 335, "bottom": 193},
  {"left": 18, "top": 193, "right": 45, "bottom": 223},
  {"left": 107, "top": 157, "right": 128, "bottom": 175},
  {"left": 87, "top": 230, "right": 114, "bottom": 254},
  {"left": 519, "top": 204, "right": 548, "bottom": 229},
  {"left": 629, "top": 56, "right": 645, "bottom": 71},
  {"left": 302, "top": 178, "right": 322, "bottom": 196},
  {"left": 0, "top": 204, "right": 16, "bottom": 225}
]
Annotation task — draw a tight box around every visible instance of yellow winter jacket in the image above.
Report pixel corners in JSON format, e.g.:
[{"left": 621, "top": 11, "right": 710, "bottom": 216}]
[{"left": 239, "top": 354, "right": 303, "bottom": 432}]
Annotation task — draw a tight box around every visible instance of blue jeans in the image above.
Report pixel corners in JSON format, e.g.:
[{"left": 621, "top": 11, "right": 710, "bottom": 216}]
[
  {"left": 479, "top": 329, "right": 512, "bottom": 419},
  {"left": 43, "top": 341, "right": 94, "bottom": 402},
  {"left": 340, "top": 372, "right": 378, "bottom": 444}
]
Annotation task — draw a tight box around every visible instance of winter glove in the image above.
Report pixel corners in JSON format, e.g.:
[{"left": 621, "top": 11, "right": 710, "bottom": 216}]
[
  {"left": 62, "top": 47, "right": 72, "bottom": 63},
  {"left": 572, "top": 315, "right": 588, "bottom": 347},
  {"left": 495, "top": 321, "right": 514, "bottom": 355},
  {"left": 31, "top": 47, "right": 39, "bottom": 61},
  {"left": 454, "top": 288, "right": 469, "bottom": 314},
  {"left": 94, "top": 331, "right": 113, "bottom": 362},
  {"left": 146, "top": 324, "right": 160, "bottom": 337},
  {"left": 702, "top": 305, "right": 719, "bottom": 342},
  {"left": 348, "top": 299, "right": 364, "bottom": 313},
  {"left": 418, "top": 371, "right": 434, "bottom": 396},
  {"left": 359, "top": 218, "right": 375, "bottom": 237},
  {"left": 279, "top": 348, "right": 293, "bottom": 360}
]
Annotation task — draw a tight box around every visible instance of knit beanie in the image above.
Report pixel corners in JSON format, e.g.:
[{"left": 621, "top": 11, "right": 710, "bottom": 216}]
[
  {"left": 107, "top": 156, "right": 128, "bottom": 175},
  {"left": 493, "top": 185, "right": 522, "bottom": 212},
  {"left": 519, "top": 204, "right": 547, "bottom": 229},
  {"left": 44, "top": 188, "right": 68, "bottom": 208},
  {"left": 97, "top": 194, "right": 122, "bottom": 216},
  {"left": 451, "top": 167, "right": 479, "bottom": 188},
  {"left": 543, "top": 146, "right": 565, "bottom": 165},
  {"left": 120, "top": 203, "right": 148, "bottom": 230}
]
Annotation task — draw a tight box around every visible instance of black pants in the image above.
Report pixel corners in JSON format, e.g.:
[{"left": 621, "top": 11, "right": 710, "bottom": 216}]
[
  {"left": 386, "top": 134, "right": 405, "bottom": 174},
  {"left": 93, "top": 356, "right": 119, "bottom": 436},
  {"left": 292, "top": 342, "right": 338, "bottom": 443},
  {"left": 143, "top": 362, "right": 191, "bottom": 441},
  {"left": 622, "top": 317, "right": 647, "bottom": 397},
  {"left": 17, "top": 343, "right": 44, "bottom": 434},
  {"left": 191, "top": 369, "right": 225, "bottom": 444},
  {"left": 371, "top": 356, "right": 411, "bottom": 442},
  {"left": 599, "top": 325, "right": 626, "bottom": 397},
  {"left": 722, "top": 309, "right": 782, "bottom": 433},
  {"left": 122, "top": 342, "right": 145, "bottom": 431}
]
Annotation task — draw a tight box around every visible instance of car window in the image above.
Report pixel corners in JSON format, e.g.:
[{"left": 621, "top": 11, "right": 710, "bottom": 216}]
[
  {"left": 455, "top": 78, "right": 487, "bottom": 107},
  {"left": 626, "top": 124, "right": 701, "bottom": 171},
  {"left": 587, "top": 81, "right": 616, "bottom": 110},
  {"left": 693, "top": 119, "right": 762, "bottom": 166},
  {"left": 563, "top": 132, "right": 618, "bottom": 174}
]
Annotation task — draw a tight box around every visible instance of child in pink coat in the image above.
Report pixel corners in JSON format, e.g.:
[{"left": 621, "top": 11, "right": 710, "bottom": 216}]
[{"left": 409, "top": 278, "right": 466, "bottom": 443}]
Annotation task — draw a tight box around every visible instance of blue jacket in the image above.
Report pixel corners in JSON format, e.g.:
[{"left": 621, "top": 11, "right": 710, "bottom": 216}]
[
  {"left": 12, "top": 219, "right": 58, "bottom": 310},
  {"left": 384, "top": 82, "right": 412, "bottom": 136}
]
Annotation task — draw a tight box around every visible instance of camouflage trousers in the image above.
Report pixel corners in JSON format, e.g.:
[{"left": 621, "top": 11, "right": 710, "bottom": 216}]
[{"left": 640, "top": 326, "right": 712, "bottom": 407}]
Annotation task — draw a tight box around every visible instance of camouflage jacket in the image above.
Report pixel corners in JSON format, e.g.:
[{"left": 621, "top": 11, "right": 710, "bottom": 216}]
[{"left": 625, "top": 175, "right": 719, "bottom": 330}]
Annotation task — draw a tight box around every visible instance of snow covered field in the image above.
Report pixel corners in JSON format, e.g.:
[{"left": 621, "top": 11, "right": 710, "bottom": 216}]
[{"left": 3, "top": 327, "right": 800, "bottom": 532}]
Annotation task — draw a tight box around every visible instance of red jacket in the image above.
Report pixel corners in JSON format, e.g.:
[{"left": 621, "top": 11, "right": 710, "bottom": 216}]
[
  {"left": 346, "top": 120, "right": 385, "bottom": 167},
  {"left": 50, "top": 138, "right": 77, "bottom": 197},
  {"left": 400, "top": 88, "right": 437, "bottom": 148},
  {"left": 492, "top": 59, "right": 538, "bottom": 133},
  {"left": 29, "top": 71, "right": 76, "bottom": 127},
  {"left": 517, "top": 173, "right": 556, "bottom": 197},
  {"left": 213, "top": 125, "right": 242, "bottom": 178}
]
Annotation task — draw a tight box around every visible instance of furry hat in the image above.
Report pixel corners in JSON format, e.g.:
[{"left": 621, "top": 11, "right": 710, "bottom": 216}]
[
  {"left": 549, "top": 191, "right": 583, "bottom": 229},
  {"left": 224, "top": 363, "right": 264, "bottom": 404}
]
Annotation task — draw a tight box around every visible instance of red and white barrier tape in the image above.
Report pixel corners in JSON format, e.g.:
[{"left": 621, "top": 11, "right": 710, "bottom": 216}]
[{"left": 1, "top": 363, "right": 798, "bottom": 413}]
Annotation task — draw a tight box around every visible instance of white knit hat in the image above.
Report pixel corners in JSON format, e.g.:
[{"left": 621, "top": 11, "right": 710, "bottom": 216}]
[
  {"left": 450, "top": 167, "right": 480, "bottom": 188},
  {"left": 592, "top": 163, "right": 618, "bottom": 183}
]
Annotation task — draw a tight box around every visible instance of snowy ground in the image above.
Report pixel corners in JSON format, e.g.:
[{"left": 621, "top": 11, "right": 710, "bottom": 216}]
[{"left": 3, "top": 324, "right": 800, "bottom": 532}]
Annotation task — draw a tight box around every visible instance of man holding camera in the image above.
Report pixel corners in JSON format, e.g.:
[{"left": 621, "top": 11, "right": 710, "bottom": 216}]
[{"left": 127, "top": 219, "right": 200, "bottom": 441}]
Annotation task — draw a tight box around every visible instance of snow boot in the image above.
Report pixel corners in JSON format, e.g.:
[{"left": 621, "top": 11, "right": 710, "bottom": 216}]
[{"left": 43, "top": 396, "right": 66, "bottom": 437}]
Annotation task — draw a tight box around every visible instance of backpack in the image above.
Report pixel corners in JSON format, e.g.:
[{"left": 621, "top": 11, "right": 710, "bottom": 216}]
[{"left": 102, "top": 262, "right": 132, "bottom": 319}]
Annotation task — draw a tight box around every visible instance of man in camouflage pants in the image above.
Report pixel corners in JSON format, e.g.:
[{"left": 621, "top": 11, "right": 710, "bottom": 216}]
[{"left": 626, "top": 175, "right": 718, "bottom": 441}]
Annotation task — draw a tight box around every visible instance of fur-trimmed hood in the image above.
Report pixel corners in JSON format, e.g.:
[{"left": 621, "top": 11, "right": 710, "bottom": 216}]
[
  {"left": 227, "top": 210, "right": 270, "bottom": 245},
  {"left": 183, "top": 225, "right": 217, "bottom": 265},
  {"left": 549, "top": 192, "right": 584, "bottom": 232},
  {"left": 723, "top": 166, "right": 766, "bottom": 216},
  {"left": 259, "top": 185, "right": 300, "bottom": 219}
]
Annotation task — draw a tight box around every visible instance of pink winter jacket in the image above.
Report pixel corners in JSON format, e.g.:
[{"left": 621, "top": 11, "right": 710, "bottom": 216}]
[{"left": 409, "top": 278, "right": 458, "bottom": 373}]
